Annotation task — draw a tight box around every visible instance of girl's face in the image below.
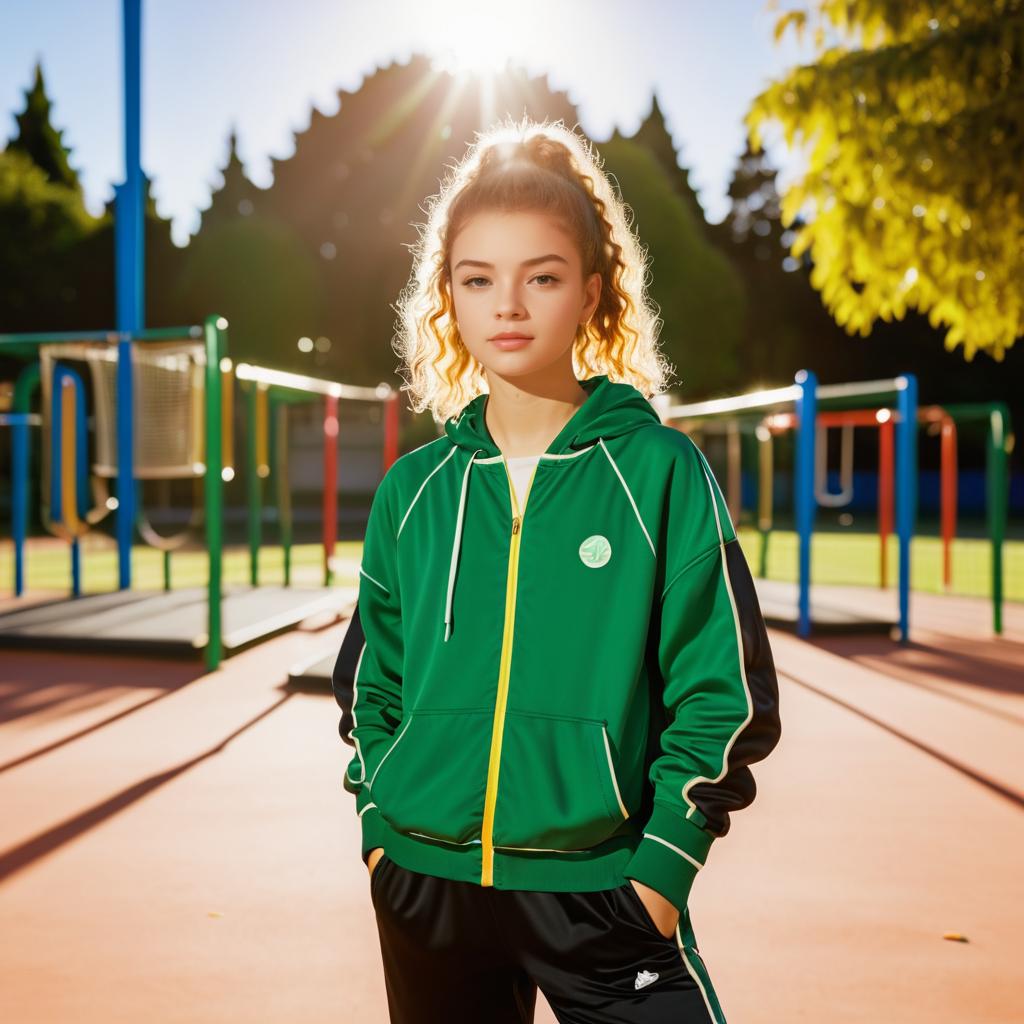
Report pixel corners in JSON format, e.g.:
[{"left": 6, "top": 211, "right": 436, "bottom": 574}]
[{"left": 449, "top": 209, "right": 601, "bottom": 381}]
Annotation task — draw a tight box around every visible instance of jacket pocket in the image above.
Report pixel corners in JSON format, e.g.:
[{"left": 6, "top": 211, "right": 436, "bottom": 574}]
[
  {"left": 492, "top": 710, "right": 630, "bottom": 851},
  {"left": 369, "top": 707, "right": 492, "bottom": 845}
]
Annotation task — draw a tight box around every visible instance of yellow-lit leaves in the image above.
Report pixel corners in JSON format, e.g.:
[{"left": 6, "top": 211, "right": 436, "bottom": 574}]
[{"left": 753, "top": 1, "right": 1023, "bottom": 360}]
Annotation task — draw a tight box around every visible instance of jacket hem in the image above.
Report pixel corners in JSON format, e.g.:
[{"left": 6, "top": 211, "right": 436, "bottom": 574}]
[{"left": 367, "top": 814, "right": 642, "bottom": 894}]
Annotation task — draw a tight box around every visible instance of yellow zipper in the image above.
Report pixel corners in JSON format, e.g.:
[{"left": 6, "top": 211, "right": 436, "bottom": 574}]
[{"left": 480, "top": 457, "right": 538, "bottom": 886}]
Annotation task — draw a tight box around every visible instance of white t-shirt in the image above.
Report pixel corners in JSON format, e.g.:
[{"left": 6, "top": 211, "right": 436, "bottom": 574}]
[{"left": 505, "top": 454, "right": 542, "bottom": 513}]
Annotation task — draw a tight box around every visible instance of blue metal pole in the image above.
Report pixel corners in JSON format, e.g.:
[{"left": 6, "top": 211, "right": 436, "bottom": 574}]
[
  {"left": 794, "top": 369, "right": 817, "bottom": 638},
  {"left": 895, "top": 374, "right": 918, "bottom": 643},
  {"left": 115, "top": 0, "right": 144, "bottom": 590}
]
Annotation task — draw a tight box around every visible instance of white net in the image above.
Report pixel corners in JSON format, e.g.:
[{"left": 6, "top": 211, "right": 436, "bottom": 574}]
[{"left": 82, "top": 340, "right": 207, "bottom": 479}]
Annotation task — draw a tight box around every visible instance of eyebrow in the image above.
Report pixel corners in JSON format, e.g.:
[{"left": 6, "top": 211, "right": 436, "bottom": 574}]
[{"left": 453, "top": 254, "right": 570, "bottom": 272}]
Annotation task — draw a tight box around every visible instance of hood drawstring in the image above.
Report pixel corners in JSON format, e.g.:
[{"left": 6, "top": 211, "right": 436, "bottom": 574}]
[
  {"left": 444, "top": 448, "right": 485, "bottom": 642},
  {"left": 440, "top": 375, "right": 662, "bottom": 643}
]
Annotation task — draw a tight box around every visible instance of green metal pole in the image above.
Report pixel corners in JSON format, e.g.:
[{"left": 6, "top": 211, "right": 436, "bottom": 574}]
[
  {"left": 245, "top": 381, "right": 261, "bottom": 587},
  {"left": 204, "top": 315, "right": 225, "bottom": 670},
  {"left": 269, "top": 393, "right": 293, "bottom": 587},
  {"left": 987, "top": 408, "right": 1008, "bottom": 635}
]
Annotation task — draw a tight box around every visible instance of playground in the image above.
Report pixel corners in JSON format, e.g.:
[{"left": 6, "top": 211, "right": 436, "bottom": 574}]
[{"left": 2, "top": 1, "right": 1022, "bottom": 1022}]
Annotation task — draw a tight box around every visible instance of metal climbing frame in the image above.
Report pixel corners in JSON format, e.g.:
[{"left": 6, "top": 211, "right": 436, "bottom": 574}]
[
  {"left": 661, "top": 371, "right": 919, "bottom": 642},
  {"left": 0, "top": 315, "right": 229, "bottom": 668}
]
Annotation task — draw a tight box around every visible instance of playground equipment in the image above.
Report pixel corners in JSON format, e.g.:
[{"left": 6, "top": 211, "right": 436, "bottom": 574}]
[
  {"left": 665, "top": 371, "right": 919, "bottom": 641},
  {"left": 234, "top": 362, "right": 400, "bottom": 590},
  {"left": 923, "top": 402, "right": 1012, "bottom": 634},
  {"left": 0, "top": 318, "right": 400, "bottom": 668},
  {"left": 673, "top": 377, "right": 1012, "bottom": 637}
]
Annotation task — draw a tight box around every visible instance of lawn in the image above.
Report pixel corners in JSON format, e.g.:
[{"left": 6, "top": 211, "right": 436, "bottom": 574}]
[{"left": 1, "top": 527, "right": 1020, "bottom": 604}]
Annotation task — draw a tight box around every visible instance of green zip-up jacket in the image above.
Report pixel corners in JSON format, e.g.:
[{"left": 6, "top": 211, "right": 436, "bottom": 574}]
[{"left": 340, "top": 373, "right": 782, "bottom": 913}]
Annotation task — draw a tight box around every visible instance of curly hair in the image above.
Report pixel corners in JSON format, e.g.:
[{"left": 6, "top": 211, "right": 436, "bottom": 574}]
[{"left": 392, "top": 114, "right": 673, "bottom": 424}]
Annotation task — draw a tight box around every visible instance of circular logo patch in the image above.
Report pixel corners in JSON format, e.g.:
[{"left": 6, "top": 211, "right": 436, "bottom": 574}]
[{"left": 579, "top": 534, "right": 612, "bottom": 568}]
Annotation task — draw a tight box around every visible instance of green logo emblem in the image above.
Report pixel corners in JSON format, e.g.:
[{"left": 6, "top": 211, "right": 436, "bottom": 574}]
[{"left": 579, "top": 534, "right": 612, "bottom": 568}]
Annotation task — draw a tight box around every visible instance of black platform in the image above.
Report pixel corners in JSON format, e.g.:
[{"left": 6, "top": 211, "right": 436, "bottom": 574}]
[
  {"left": 0, "top": 585, "right": 356, "bottom": 658},
  {"left": 753, "top": 578, "right": 901, "bottom": 635},
  {"left": 287, "top": 650, "right": 338, "bottom": 688}
]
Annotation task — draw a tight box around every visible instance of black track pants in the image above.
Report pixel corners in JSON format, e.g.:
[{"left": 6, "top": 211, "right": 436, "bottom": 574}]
[{"left": 369, "top": 853, "right": 726, "bottom": 1023}]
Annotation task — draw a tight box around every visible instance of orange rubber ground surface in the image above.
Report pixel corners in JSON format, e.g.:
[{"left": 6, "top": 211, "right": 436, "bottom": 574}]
[{"left": 1, "top": 590, "right": 1021, "bottom": 1022}]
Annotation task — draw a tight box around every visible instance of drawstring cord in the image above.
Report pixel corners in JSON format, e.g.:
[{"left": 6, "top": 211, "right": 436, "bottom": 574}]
[{"left": 444, "top": 448, "right": 485, "bottom": 642}]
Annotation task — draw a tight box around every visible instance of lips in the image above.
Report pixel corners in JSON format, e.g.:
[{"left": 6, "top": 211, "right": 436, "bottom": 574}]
[{"left": 491, "top": 336, "right": 533, "bottom": 350}]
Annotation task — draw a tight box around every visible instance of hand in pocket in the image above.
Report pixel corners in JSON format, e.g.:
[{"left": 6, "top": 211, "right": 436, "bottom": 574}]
[
  {"left": 367, "top": 847, "right": 386, "bottom": 878},
  {"left": 629, "top": 877, "right": 680, "bottom": 939}
]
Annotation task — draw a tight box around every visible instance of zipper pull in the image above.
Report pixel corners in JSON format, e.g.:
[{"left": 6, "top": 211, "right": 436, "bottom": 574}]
[{"left": 512, "top": 517, "right": 521, "bottom": 535}]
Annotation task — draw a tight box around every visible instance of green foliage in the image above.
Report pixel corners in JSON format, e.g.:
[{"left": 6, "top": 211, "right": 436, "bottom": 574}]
[
  {"left": 0, "top": 149, "right": 98, "bottom": 327},
  {"left": 173, "top": 215, "right": 323, "bottom": 367},
  {"left": 7, "top": 61, "right": 82, "bottom": 194},
  {"left": 600, "top": 137, "right": 746, "bottom": 396},
  {"left": 747, "top": 0, "right": 1023, "bottom": 360}
]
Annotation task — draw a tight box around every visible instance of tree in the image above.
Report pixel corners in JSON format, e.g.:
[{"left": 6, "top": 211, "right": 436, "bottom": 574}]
[
  {"left": 626, "top": 93, "right": 709, "bottom": 234},
  {"left": 600, "top": 137, "right": 747, "bottom": 397},
  {"left": 6, "top": 61, "right": 83, "bottom": 195},
  {"left": 746, "top": 0, "right": 1023, "bottom": 361},
  {"left": 194, "top": 126, "right": 260, "bottom": 236},
  {"left": 0, "top": 149, "right": 96, "bottom": 331}
]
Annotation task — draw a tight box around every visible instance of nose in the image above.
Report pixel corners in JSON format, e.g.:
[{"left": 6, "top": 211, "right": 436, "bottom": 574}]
[{"left": 495, "top": 282, "right": 527, "bottom": 320}]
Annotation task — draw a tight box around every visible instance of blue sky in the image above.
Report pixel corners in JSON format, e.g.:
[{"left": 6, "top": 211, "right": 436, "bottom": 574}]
[{"left": 1, "top": 0, "right": 813, "bottom": 247}]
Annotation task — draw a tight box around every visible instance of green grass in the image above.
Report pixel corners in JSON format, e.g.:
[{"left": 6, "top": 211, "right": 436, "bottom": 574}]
[
  {"left": 1, "top": 530, "right": 1020, "bottom": 603},
  {"left": 734, "top": 527, "right": 1022, "bottom": 601},
  {"left": 0, "top": 540, "right": 364, "bottom": 594}
]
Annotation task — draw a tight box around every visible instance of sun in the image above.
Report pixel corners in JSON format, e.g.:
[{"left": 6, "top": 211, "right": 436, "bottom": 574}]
[
  {"left": 426, "top": 5, "right": 521, "bottom": 80},
  {"left": 430, "top": 43, "right": 514, "bottom": 80}
]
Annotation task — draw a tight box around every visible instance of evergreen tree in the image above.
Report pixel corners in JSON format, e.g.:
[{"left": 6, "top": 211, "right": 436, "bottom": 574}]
[
  {"left": 600, "top": 135, "right": 746, "bottom": 397},
  {"left": 625, "top": 93, "right": 708, "bottom": 234},
  {"left": 6, "top": 60, "right": 82, "bottom": 195},
  {"left": 194, "top": 125, "right": 260, "bottom": 237}
]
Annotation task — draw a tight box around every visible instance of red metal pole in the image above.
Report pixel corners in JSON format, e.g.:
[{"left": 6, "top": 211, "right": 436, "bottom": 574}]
[
  {"left": 383, "top": 392, "right": 400, "bottom": 471},
  {"left": 323, "top": 395, "right": 339, "bottom": 587}
]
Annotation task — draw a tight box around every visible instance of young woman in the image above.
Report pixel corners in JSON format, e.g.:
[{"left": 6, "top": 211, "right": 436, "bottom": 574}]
[{"left": 334, "top": 117, "right": 782, "bottom": 1023}]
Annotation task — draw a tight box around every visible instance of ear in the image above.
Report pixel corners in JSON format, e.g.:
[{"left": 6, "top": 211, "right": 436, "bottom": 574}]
[{"left": 580, "top": 272, "right": 602, "bottom": 323}]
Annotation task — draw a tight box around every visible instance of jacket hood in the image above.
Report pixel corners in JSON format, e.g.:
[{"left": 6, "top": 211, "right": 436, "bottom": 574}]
[
  {"left": 444, "top": 374, "right": 661, "bottom": 459},
  {"left": 437, "top": 374, "right": 661, "bottom": 643}
]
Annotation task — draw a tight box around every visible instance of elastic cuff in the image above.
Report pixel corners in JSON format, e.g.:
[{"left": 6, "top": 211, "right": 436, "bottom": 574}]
[
  {"left": 622, "top": 801, "right": 715, "bottom": 912},
  {"left": 359, "top": 804, "right": 389, "bottom": 865}
]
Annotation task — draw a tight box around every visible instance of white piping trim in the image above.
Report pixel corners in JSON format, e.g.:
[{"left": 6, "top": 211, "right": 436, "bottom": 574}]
[
  {"left": 397, "top": 444, "right": 460, "bottom": 537},
  {"left": 601, "top": 725, "right": 629, "bottom": 819},
  {"left": 598, "top": 438, "right": 656, "bottom": 556},
  {"left": 675, "top": 927, "right": 720, "bottom": 1022},
  {"left": 472, "top": 444, "right": 597, "bottom": 465},
  {"left": 408, "top": 831, "right": 482, "bottom": 846},
  {"left": 348, "top": 643, "right": 369, "bottom": 783},
  {"left": 677, "top": 457, "right": 754, "bottom": 823},
  {"left": 358, "top": 566, "right": 390, "bottom": 594},
  {"left": 368, "top": 715, "right": 414, "bottom": 790},
  {"left": 642, "top": 831, "right": 705, "bottom": 871}
]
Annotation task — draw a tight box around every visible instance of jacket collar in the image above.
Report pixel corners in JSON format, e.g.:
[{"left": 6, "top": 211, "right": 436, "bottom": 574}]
[{"left": 439, "top": 374, "right": 661, "bottom": 642}]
